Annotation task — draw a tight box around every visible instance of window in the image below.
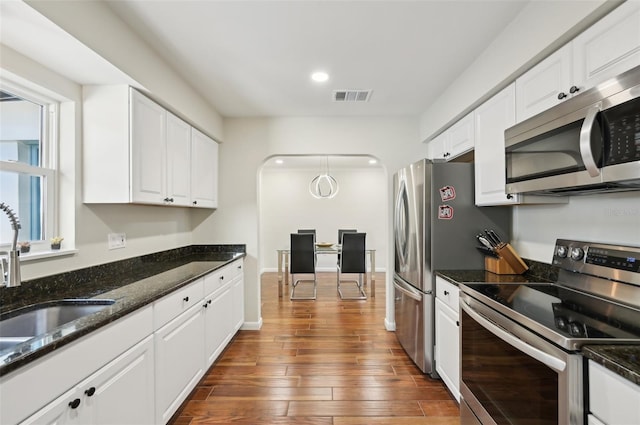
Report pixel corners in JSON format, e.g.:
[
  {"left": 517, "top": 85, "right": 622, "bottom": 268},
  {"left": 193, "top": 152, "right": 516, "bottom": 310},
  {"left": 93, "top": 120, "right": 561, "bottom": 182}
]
[{"left": 0, "top": 82, "right": 57, "bottom": 249}]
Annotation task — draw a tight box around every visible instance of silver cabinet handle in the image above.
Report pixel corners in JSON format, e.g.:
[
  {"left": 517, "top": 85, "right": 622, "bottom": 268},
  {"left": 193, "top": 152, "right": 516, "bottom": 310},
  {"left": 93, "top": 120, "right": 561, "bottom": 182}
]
[
  {"left": 579, "top": 103, "right": 602, "bottom": 178},
  {"left": 461, "top": 300, "right": 566, "bottom": 372}
]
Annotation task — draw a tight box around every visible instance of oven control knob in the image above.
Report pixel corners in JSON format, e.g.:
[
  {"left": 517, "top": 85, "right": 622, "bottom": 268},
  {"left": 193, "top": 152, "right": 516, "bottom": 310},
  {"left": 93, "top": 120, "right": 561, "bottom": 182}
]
[
  {"left": 570, "top": 247, "right": 585, "bottom": 261},
  {"left": 568, "top": 322, "right": 584, "bottom": 337},
  {"left": 556, "top": 246, "right": 568, "bottom": 258}
]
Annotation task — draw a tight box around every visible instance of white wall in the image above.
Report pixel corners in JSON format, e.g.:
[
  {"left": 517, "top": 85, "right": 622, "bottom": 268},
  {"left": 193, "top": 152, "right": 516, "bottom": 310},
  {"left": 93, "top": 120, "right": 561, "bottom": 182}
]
[
  {"left": 192, "top": 116, "right": 421, "bottom": 328},
  {"left": 260, "top": 166, "right": 387, "bottom": 272},
  {"left": 513, "top": 192, "right": 640, "bottom": 263}
]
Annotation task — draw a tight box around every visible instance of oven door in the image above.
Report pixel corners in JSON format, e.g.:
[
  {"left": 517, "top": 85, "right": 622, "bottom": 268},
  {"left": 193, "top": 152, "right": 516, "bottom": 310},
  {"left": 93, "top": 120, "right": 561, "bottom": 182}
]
[{"left": 460, "top": 293, "right": 584, "bottom": 425}]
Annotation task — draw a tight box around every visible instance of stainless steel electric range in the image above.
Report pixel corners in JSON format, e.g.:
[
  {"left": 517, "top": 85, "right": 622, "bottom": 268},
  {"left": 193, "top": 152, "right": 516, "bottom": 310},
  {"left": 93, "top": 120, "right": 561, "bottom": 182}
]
[{"left": 459, "top": 239, "right": 640, "bottom": 425}]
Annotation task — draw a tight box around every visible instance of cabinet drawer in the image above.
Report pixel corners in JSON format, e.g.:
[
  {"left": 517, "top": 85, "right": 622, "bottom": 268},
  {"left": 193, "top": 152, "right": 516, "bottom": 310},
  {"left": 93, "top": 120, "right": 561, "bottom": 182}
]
[
  {"left": 435, "top": 277, "right": 459, "bottom": 312},
  {"left": 153, "top": 279, "right": 204, "bottom": 330},
  {"left": 204, "top": 260, "right": 243, "bottom": 296}
]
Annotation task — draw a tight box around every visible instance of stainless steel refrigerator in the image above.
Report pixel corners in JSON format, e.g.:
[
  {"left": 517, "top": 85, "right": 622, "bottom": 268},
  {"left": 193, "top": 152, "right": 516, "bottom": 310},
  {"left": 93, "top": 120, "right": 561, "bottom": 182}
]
[{"left": 393, "top": 159, "right": 511, "bottom": 376}]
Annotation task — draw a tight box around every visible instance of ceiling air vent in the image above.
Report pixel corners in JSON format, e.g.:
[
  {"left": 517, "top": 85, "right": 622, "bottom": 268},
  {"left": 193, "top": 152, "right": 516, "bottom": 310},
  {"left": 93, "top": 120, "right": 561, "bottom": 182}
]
[{"left": 333, "top": 90, "right": 372, "bottom": 102}]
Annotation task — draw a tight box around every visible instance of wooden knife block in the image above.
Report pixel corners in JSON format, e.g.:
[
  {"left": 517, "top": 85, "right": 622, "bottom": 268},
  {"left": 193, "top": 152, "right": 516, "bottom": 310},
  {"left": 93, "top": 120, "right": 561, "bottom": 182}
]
[{"left": 485, "top": 243, "right": 529, "bottom": 275}]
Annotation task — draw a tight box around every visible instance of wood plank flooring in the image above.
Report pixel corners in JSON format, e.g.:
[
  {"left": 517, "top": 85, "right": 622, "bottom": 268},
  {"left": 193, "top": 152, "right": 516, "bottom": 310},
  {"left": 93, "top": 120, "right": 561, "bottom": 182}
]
[{"left": 168, "top": 272, "right": 460, "bottom": 425}]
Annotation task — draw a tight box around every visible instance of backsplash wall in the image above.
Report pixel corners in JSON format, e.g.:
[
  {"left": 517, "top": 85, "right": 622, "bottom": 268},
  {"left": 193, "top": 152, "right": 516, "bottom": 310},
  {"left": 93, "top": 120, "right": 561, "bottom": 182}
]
[{"left": 512, "top": 191, "right": 640, "bottom": 263}]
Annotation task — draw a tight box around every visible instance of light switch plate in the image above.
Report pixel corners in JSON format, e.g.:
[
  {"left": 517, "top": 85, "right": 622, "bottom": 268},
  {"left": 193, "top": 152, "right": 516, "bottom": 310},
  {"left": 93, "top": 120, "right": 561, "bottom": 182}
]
[{"left": 108, "top": 233, "right": 126, "bottom": 250}]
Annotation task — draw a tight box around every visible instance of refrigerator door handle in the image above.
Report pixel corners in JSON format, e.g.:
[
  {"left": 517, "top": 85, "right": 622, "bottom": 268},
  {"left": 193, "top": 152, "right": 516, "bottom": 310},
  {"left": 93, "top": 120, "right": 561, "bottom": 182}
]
[
  {"left": 394, "top": 179, "right": 409, "bottom": 268},
  {"left": 393, "top": 279, "right": 423, "bottom": 301}
]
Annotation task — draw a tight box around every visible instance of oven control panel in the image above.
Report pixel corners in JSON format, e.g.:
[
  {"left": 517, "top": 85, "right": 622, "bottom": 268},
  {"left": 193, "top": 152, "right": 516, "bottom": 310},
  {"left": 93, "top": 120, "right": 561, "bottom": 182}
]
[{"left": 553, "top": 239, "right": 640, "bottom": 285}]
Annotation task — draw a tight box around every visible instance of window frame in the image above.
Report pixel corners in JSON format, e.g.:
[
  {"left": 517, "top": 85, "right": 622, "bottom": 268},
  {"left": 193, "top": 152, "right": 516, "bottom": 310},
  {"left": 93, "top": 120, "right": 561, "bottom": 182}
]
[{"left": 0, "top": 79, "right": 58, "bottom": 252}]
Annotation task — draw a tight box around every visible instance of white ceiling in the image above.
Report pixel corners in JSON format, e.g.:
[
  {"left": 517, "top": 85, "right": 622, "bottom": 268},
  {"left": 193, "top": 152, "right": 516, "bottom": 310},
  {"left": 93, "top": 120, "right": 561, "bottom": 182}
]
[
  {"left": 101, "top": 0, "right": 529, "bottom": 118},
  {"left": 1, "top": 0, "right": 529, "bottom": 118}
]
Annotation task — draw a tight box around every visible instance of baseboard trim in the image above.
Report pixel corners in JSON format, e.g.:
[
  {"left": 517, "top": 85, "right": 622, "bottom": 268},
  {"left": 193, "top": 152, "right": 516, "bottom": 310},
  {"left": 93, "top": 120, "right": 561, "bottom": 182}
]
[
  {"left": 384, "top": 317, "right": 396, "bottom": 331},
  {"left": 241, "top": 318, "right": 263, "bottom": 331}
]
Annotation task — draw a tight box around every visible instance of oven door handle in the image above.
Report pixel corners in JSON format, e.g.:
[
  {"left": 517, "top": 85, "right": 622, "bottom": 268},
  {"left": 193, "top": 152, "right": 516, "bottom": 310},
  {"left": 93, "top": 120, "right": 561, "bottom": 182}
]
[{"left": 461, "top": 300, "right": 566, "bottom": 372}]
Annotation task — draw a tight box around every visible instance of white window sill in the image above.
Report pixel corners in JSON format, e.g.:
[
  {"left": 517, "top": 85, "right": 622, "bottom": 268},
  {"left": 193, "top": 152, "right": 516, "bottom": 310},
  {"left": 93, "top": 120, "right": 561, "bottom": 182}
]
[{"left": 18, "top": 248, "right": 78, "bottom": 262}]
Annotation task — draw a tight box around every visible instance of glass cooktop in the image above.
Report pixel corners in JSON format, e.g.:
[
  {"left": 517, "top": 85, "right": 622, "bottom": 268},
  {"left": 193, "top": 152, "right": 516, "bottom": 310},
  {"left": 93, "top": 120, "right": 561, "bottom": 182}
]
[{"left": 463, "top": 282, "right": 640, "bottom": 344}]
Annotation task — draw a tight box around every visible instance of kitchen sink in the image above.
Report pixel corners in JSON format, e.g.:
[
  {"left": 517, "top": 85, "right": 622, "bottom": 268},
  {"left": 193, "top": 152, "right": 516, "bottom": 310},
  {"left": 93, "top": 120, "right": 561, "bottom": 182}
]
[{"left": 0, "top": 299, "right": 115, "bottom": 351}]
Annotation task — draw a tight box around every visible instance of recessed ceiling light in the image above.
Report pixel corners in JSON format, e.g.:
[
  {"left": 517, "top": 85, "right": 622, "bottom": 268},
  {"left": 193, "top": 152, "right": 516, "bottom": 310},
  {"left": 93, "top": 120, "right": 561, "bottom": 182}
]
[
  {"left": 311, "top": 71, "right": 329, "bottom": 83},
  {"left": 368, "top": 159, "right": 378, "bottom": 165},
  {"left": 275, "top": 159, "right": 284, "bottom": 164}
]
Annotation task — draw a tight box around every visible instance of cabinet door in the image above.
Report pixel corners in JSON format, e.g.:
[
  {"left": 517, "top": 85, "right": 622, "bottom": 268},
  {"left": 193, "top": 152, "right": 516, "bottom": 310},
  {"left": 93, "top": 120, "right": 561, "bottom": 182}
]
[
  {"left": 81, "top": 336, "right": 155, "bottom": 425},
  {"left": 572, "top": 1, "right": 640, "bottom": 92},
  {"left": 204, "top": 285, "right": 233, "bottom": 367},
  {"left": 232, "top": 274, "right": 245, "bottom": 333},
  {"left": 447, "top": 112, "right": 474, "bottom": 159},
  {"left": 515, "top": 44, "right": 572, "bottom": 123},
  {"left": 589, "top": 360, "right": 640, "bottom": 425},
  {"left": 166, "top": 112, "right": 192, "bottom": 206},
  {"left": 130, "top": 89, "right": 166, "bottom": 204},
  {"left": 155, "top": 304, "right": 205, "bottom": 424},
  {"left": 190, "top": 128, "right": 219, "bottom": 208},
  {"left": 435, "top": 298, "right": 460, "bottom": 402},
  {"left": 474, "top": 84, "right": 520, "bottom": 206},
  {"left": 21, "top": 387, "right": 83, "bottom": 425},
  {"left": 427, "top": 131, "right": 447, "bottom": 161}
]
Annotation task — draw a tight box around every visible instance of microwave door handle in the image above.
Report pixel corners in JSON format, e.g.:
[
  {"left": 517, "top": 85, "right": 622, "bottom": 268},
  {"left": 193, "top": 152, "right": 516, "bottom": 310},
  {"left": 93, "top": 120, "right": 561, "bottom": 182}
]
[
  {"left": 580, "top": 103, "right": 602, "bottom": 178},
  {"left": 461, "top": 300, "right": 566, "bottom": 373}
]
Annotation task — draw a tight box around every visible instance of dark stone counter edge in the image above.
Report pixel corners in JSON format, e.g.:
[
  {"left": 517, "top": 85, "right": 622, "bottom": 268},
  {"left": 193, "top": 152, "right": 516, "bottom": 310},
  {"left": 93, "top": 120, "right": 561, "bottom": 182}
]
[
  {"left": 582, "top": 345, "right": 640, "bottom": 386},
  {"left": 0, "top": 244, "right": 245, "bottom": 376},
  {"left": 436, "top": 261, "right": 640, "bottom": 388}
]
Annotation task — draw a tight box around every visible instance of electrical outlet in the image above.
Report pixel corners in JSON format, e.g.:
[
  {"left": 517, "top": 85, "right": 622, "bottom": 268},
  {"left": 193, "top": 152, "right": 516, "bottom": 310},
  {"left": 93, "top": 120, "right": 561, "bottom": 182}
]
[{"left": 108, "top": 233, "right": 126, "bottom": 250}]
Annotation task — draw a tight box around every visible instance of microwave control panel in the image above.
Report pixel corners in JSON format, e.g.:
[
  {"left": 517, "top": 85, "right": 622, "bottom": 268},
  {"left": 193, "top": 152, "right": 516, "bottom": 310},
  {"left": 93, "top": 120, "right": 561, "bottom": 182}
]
[{"left": 604, "top": 101, "right": 640, "bottom": 165}]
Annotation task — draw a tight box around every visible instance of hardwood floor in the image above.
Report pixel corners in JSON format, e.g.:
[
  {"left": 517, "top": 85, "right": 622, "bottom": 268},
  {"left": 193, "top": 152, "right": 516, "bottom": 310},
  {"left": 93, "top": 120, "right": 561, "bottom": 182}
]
[{"left": 168, "top": 272, "right": 460, "bottom": 425}]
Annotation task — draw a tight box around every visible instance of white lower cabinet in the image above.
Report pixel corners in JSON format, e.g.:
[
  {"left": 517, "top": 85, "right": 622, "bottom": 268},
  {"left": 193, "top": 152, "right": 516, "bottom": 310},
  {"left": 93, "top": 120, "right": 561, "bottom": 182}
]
[
  {"left": 434, "top": 277, "right": 460, "bottom": 402},
  {"left": 588, "top": 360, "right": 640, "bottom": 425},
  {"left": 154, "top": 258, "right": 244, "bottom": 423},
  {"left": 19, "top": 329, "right": 155, "bottom": 425},
  {"left": 2, "top": 259, "right": 244, "bottom": 425},
  {"left": 204, "top": 284, "right": 234, "bottom": 367},
  {"left": 154, "top": 303, "right": 205, "bottom": 423},
  {"left": 232, "top": 273, "right": 245, "bottom": 333}
]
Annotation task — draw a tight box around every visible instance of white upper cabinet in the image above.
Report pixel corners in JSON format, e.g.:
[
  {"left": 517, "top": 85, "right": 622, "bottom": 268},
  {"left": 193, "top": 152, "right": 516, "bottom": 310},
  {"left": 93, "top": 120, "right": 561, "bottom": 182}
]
[
  {"left": 572, "top": 0, "right": 640, "bottom": 91},
  {"left": 426, "top": 131, "right": 447, "bottom": 161},
  {"left": 515, "top": 44, "right": 573, "bottom": 123},
  {"left": 475, "top": 84, "right": 519, "bottom": 206},
  {"left": 190, "top": 128, "right": 219, "bottom": 208},
  {"left": 447, "top": 112, "right": 475, "bottom": 158},
  {"left": 516, "top": 1, "right": 640, "bottom": 123},
  {"left": 426, "top": 112, "right": 474, "bottom": 161},
  {"left": 83, "top": 86, "right": 218, "bottom": 208},
  {"left": 130, "top": 90, "right": 168, "bottom": 204},
  {"left": 165, "top": 112, "right": 192, "bottom": 206}
]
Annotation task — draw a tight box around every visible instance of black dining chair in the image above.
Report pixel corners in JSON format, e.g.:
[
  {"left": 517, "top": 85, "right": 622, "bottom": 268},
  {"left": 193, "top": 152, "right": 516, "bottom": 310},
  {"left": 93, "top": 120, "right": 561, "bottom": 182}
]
[
  {"left": 337, "top": 228, "right": 357, "bottom": 265},
  {"left": 337, "top": 232, "right": 367, "bottom": 300},
  {"left": 290, "top": 233, "right": 317, "bottom": 300},
  {"left": 298, "top": 229, "right": 316, "bottom": 237}
]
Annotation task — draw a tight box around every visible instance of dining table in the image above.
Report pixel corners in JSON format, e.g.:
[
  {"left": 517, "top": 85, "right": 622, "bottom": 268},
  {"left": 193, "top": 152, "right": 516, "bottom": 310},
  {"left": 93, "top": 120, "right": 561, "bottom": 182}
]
[{"left": 276, "top": 243, "right": 375, "bottom": 298}]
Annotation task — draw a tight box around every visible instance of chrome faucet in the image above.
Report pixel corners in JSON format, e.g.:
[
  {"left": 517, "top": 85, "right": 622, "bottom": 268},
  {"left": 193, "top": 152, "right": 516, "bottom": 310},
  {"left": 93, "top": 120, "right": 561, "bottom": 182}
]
[{"left": 0, "top": 202, "right": 21, "bottom": 288}]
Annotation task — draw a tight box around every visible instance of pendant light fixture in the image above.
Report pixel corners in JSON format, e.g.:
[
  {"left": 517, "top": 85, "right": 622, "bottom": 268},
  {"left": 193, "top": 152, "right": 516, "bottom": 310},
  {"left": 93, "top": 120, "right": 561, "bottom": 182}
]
[{"left": 309, "top": 156, "right": 339, "bottom": 199}]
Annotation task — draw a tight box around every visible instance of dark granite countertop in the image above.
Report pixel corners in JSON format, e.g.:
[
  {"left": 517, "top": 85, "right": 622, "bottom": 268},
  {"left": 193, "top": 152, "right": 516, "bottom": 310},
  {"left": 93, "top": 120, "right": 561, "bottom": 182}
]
[
  {"left": 582, "top": 345, "right": 640, "bottom": 386},
  {"left": 437, "top": 266, "right": 640, "bottom": 387},
  {"left": 0, "top": 245, "right": 245, "bottom": 376},
  {"left": 436, "top": 269, "right": 554, "bottom": 286}
]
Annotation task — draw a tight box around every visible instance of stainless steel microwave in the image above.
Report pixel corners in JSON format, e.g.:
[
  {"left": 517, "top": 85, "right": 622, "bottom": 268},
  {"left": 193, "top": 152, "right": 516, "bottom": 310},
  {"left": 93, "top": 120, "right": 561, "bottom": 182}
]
[{"left": 504, "top": 65, "right": 640, "bottom": 195}]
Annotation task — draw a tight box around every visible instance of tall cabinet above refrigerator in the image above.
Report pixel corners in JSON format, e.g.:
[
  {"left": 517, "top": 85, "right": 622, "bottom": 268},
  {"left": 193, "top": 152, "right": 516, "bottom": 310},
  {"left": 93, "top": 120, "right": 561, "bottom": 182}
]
[{"left": 393, "top": 159, "right": 511, "bottom": 376}]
